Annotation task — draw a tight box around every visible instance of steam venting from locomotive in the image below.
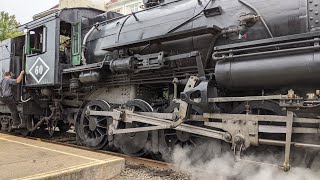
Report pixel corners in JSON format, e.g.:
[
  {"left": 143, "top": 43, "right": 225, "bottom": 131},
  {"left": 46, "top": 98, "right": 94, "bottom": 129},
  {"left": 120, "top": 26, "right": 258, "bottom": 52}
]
[{"left": 172, "top": 143, "right": 320, "bottom": 180}]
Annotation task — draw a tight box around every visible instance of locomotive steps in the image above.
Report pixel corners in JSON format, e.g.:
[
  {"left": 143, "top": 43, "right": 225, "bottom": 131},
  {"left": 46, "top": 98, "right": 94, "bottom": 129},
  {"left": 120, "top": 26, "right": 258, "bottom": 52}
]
[{"left": 0, "top": 133, "right": 124, "bottom": 180}]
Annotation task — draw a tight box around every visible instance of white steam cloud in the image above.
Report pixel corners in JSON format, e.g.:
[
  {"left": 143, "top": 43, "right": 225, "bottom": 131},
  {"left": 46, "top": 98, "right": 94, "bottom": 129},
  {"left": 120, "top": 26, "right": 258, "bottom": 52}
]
[{"left": 171, "top": 141, "right": 320, "bottom": 180}]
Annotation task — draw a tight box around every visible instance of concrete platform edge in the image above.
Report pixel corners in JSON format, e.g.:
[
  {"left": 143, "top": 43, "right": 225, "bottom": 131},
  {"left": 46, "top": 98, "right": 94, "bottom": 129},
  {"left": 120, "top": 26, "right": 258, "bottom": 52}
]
[{"left": 14, "top": 158, "right": 125, "bottom": 180}]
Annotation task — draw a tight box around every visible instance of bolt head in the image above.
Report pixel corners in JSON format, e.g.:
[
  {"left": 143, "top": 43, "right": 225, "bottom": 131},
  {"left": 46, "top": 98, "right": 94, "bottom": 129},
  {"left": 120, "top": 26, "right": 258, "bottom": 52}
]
[
  {"left": 224, "top": 133, "right": 232, "bottom": 141},
  {"left": 234, "top": 136, "right": 242, "bottom": 143}
]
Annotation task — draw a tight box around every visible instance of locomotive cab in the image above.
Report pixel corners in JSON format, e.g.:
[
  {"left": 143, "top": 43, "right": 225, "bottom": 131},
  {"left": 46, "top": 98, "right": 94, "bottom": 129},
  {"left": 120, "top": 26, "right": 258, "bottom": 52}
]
[
  {"left": 23, "top": 8, "right": 104, "bottom": 87},
  {"left": 0, "top": 36, "right": 25, "bottom": 103}
]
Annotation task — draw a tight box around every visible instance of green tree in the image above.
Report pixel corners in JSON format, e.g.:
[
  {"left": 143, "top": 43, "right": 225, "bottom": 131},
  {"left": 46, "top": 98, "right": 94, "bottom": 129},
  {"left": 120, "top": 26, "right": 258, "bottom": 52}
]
[{"left": 0, "top": 11, "right": 23, "bottom": 41}]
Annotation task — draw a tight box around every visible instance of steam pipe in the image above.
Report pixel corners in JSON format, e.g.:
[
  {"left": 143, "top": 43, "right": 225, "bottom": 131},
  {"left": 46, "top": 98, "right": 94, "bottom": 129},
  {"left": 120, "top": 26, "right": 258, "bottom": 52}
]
[
  {"left": 81, "top": 23, "right": 99, "bottom": 65},
  {"left": 213, "top": 45, "right": 319, "bottom": 61},
  {"left": 20, "top": 96, "right": 31, "bottom": 103},
  {"left": 238, "top": 0, "right": 273, "bottom": 38},
  {"left": 214, "top": 38, "right": 319, "bottom": 56},
  {"left": 205, "top": 32, "right": 221, "bottom": 68}
]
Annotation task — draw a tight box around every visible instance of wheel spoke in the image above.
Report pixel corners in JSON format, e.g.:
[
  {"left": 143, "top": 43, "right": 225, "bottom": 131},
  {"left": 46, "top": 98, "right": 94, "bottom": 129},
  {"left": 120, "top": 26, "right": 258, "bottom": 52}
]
[
  {"left": 171, "top": 138, "right": 179, "bottom": 145},
  {"left": 84, "top": 130, "right": 89, "bottom": 136},
  {"left": 97, "top": 117, "right": 107, "bottom": 122},
  {"left": 93, "top": 130, "right": 100, "bottom": 138},
  {"left": 84, "top": 116, "right": 90, "bottom": 125},
  {"left": 189, "top": 138, "right": 196, "bottom": 147},
  {"left": 97, "top": 125, "right": 107, "bottom": 129},
  {"left": 97, "top": 127, "right": 105, "bottom": 136},
  {"left": 86, "top": 131, "right": 92, "bottom": 138}
]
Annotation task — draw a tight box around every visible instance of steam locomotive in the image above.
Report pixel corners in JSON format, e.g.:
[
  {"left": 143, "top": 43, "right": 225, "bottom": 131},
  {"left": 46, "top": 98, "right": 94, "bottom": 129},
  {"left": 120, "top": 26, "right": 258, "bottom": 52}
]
[{"left": 0, "top": 0, "right": 319, "bottom": 170}]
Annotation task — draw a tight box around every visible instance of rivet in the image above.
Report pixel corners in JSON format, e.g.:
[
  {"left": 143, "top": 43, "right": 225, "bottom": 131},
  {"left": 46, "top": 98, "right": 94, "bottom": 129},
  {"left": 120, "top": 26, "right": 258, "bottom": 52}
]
[
  {"left": 315, "top": 11, "right": 319, "bottom": 15},
  {"left": 310, "top": 8, "right": 314, "bottom": 12},
  {"left": 310, "top": 0, "right": 313, "bottom": 3},
  {"left": 310, "top": 17, "right": 314, "bottom": 20},
  {"left": 316, "top": 20, "right": 319, "bottom": 24},
  {"left": 315, "top": 3, "right": 318, "bottom": 6}
]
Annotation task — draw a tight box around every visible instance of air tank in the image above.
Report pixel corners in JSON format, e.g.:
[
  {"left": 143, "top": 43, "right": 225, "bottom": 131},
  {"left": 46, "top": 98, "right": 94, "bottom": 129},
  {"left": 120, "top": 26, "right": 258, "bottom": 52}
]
[{"left": 215, "top": 51, "right": 320, "bottom": 90}]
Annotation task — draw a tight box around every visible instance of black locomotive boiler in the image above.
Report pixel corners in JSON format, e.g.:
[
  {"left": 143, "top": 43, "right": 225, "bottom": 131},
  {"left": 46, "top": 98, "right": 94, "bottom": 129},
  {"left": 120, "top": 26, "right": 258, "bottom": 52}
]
[{"left": 0, "top": 0, "right": 320, "bottom": 171}]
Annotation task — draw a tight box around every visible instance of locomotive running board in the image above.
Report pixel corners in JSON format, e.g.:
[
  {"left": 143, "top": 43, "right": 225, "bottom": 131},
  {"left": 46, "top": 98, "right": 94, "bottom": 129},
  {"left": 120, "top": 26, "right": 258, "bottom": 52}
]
[{"left": 63, "top": 60, "right": 105, "bottom": 73}]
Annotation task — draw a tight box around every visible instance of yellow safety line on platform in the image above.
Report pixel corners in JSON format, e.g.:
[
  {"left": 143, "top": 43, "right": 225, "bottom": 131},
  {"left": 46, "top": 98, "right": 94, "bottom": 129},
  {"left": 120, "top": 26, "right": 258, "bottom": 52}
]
[
  {"left": 0, "top": 137, "right": 121, "bottom": 163},
  {"left": 0, "top": 135, "right": 15, "bottom": 138},
  {"left": 13, "top": 158, "right": 121, "bottom": 180}
]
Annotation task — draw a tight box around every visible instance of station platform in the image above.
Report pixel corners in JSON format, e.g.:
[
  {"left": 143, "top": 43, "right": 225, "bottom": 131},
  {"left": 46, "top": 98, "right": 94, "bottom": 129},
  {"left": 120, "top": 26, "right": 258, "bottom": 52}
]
[{"left": 0, "top": 133, "right": 125, "bottom": 180}]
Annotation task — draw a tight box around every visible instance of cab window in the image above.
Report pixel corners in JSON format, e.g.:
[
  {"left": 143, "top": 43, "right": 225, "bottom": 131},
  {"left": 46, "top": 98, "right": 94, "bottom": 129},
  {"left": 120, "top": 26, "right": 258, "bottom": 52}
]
[{"left": 26, "top": 26, "right": 47, "bottom": 55}]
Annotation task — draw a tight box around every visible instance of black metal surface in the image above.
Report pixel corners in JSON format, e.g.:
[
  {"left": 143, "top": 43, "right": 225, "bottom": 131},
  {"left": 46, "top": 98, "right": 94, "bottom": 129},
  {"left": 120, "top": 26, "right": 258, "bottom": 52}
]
[
  {"left": 85, "top": 0, "right": 308, "bottom": 64},
  {"left": 203, "top": 6, "right": 222, "bottom": 17},
  {"left": 215, "top": 51, "right": 320, "bottom": 90},
  {"left": 214, "top": 31, "right": 320, "bottom": 51},
  {"left": 102, "top": 26, "right": 221, "bottom": 51},
  {"left": 109, "top": 57, "right": 136, "bottom": 73},
  {"left": 181, "top": 80, "right": 209, "bottom": 111},
  {"left": 78, "top": 100, "right": 112, "bottom": 149},
  {"left": 114, "top": 99, "right": 153, "bottom": 156},
  {"left": 79, "top": 71, "right": 100, "bottom": 84},
  {"left": 308, "top": 0, "right": 320, "bottom": 31}
]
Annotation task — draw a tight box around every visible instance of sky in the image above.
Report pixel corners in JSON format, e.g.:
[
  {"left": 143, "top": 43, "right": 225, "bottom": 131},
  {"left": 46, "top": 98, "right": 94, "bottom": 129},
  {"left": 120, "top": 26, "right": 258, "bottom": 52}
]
[{"left": 0, "top": 0, "right": 59, "bottom": 24}]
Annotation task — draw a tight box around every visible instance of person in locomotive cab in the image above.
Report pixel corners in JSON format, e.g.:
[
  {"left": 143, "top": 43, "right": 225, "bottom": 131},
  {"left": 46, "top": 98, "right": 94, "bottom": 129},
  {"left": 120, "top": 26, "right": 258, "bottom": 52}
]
[
  {"left": 64, "top": 39, "right": 71, "bottom": 64},
  {"left": 0, "top": 70, "right": 25, "bottom": 129},
  {"left": 60, "top": 38, "right": 71, "bottom": 64}
]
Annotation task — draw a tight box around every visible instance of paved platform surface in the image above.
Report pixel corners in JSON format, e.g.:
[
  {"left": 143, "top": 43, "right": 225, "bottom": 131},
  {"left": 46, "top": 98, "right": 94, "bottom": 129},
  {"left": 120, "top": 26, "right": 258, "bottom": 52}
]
[{"left": 0, "top": 133, "right": 125, "bottom": 180}]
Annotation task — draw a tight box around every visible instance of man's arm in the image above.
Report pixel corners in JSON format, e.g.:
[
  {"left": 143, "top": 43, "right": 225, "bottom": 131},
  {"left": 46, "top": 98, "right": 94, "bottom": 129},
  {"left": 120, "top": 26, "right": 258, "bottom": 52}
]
[{"left": 16, "top": 70, "right": 25, "bottom": 84}]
